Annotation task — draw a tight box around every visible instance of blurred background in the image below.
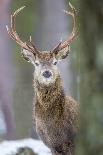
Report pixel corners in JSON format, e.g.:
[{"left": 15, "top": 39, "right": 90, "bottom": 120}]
[{"left": 0, "top": 0, "right": 103, "bottom": 154}]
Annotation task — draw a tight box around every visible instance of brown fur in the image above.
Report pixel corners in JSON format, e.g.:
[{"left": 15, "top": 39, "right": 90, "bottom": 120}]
[
  {"left": 33, "top": 76, "right": 79, "bottom": 155},
  {"left": 37, "top": 51, "right": 53, "bottom": 61}
]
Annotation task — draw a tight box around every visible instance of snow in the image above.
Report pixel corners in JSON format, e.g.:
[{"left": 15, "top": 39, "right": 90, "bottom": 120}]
[{"left": 0, "top": 138, "right": 51, "bottom": 155}]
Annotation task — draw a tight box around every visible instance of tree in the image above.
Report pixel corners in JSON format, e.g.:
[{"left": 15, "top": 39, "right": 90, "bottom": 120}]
[
  {"left": 0, "top": 0, "right": 15, "bottom": 139},
  {"left": 75, "top": 0, "right": 103, "bottom": 154}
]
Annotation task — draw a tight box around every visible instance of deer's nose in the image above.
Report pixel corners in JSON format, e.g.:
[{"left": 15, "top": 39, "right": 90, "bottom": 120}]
[{"left": 42, "top": 70, "right": 52, "bottom": 78}]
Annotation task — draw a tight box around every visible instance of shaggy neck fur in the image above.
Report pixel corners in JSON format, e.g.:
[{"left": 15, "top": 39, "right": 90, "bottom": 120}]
[{"left": 34, "top": 76, "right": 65, "bottom": 110}]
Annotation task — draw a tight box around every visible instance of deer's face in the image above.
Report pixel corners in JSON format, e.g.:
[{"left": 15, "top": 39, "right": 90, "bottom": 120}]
[
  {"left": 34, "top": 53, "right": 59, "bottom": 86},
  {"left": 21, "top": 49, "right": 69, "bottom": 86}
]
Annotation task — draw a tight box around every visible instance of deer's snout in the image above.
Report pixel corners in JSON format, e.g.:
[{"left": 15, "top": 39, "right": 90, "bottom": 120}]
[{"left": 42, "top": 70, "right": 52, "bottom": 78}]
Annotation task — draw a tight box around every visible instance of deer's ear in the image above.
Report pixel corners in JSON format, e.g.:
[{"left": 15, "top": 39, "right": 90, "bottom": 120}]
[
  {"left": 55, "top": 45, "right": 70, "bottom": 60},
  {"left": 21, "top": 48, "right": 35, "bottom": 65}
]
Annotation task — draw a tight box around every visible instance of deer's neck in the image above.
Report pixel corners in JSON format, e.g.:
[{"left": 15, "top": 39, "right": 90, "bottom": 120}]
[{"left": 34, "top": 77, "right": 65, "bottom": 109}]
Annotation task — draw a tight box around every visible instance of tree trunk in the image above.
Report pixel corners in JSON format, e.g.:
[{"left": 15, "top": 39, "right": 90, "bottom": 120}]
[
  {"left": 76, "top": 0, "right": 103, "bottom": 154},
  {"left": 0, "top": 0, "right": 15, "bottom": 139}
]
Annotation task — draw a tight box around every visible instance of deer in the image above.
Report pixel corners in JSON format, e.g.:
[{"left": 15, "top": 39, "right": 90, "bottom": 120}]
[{"left": 6, "top": 3, "right": 79, "bottom": 155}]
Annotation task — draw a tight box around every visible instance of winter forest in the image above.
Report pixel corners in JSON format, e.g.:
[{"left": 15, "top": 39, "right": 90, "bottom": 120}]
[{"left": 0, "top": 0, "right": 103, "bottom": 155}]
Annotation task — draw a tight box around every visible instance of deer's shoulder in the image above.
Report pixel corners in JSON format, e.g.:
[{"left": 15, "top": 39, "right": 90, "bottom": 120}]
[{"left": 64, "top": 96, "right": 79, "bottom": 127}]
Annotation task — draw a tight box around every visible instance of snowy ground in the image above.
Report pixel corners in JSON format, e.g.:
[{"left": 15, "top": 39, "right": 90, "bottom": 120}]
[{"left": 0, "top": 138, "right": 51, "bottom": 155}]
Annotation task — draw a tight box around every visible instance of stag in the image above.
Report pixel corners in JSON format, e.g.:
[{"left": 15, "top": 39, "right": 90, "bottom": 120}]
[{"left": 6, "top": 3, "right": 79, "bottom": 155}]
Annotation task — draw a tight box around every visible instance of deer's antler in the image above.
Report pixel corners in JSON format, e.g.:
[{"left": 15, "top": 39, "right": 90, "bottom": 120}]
[
  {"left": 6, "top": 6, "right": 39, "bottom": 55},
  {"left": 53, "top": 2, "right": 78, "bottom": 54}
]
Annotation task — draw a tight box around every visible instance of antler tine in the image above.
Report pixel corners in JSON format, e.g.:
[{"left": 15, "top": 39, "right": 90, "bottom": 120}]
[
  {"left": 53, "top": 3, "right": 78, "bottom": 53},
  {"left": 6, "top": 6, "right": 39, "bottom": 54},
  {"left": 28, "top": 36, "right": 40, "bottom": 54},
  {"left": 6, "top": 6, "right": 27, "bottom": 49},
  {"left": 11, "top": 6, "right": 25, "bottom": 32},
  {"left": 52, "top": 42, "right": 62, "bottom": 54},
  {"left": 63, "top": 2, "right": 77, "bottom": 44}
]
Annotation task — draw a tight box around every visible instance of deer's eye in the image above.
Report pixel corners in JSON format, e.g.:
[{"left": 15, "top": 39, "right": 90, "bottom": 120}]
[
  {"left": 35, "top": 62, "right": 39, "bottom": 66},
  {"left": 53, "top": 61, "right": 58, "bottom": 65}
]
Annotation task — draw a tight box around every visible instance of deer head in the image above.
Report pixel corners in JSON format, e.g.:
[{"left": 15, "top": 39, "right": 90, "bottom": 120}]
[{"left": 6, "top": 3, "right": 78, "bottom": 86}]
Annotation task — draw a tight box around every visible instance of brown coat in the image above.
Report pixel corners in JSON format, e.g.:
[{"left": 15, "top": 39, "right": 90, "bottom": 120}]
[{"left": 33, "top": 77, "right": 79, "bottom": 155}]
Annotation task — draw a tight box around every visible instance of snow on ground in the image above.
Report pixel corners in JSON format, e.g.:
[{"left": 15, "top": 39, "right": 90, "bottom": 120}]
[{"left": 0, "top": 138, "right": 51, "bottom": 155}]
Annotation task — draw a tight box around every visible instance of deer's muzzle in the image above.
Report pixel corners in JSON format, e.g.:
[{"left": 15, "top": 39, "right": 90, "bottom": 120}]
[{"left": 42, "top": 70, "right": 52, "bottom": 78}]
